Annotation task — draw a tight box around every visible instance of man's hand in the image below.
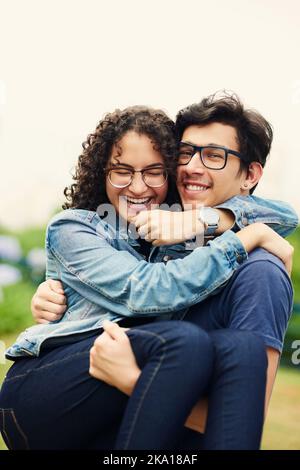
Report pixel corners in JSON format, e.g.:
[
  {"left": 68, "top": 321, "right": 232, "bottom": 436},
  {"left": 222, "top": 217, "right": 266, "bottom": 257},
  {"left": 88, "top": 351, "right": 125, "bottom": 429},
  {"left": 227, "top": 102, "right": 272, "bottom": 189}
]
[
  {"left": 31, "top": 279, "right": 67, "bottom": 324},
  {"left": 133, "top": 209, "right": 204, "bottom": 246},
  {"left": 89, "top": 320, "right": 141, "bottom": 396}
]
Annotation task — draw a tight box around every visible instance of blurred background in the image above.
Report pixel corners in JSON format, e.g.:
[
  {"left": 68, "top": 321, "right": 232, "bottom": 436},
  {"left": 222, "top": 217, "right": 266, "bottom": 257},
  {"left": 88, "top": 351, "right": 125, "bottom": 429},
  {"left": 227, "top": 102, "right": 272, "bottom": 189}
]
[{"left": 0, "top": 0, "right": 299, "bottom": 450}]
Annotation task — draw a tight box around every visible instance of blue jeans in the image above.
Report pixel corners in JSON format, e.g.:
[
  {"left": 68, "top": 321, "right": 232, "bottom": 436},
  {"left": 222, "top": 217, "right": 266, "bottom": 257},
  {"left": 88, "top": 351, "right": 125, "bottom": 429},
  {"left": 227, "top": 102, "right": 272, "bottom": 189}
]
[
  {"left": 0, "top": 321, "right": 214, "bottom": 450},
  {"left": 177, "top": 329, "right": 268, "bottom": 450}
]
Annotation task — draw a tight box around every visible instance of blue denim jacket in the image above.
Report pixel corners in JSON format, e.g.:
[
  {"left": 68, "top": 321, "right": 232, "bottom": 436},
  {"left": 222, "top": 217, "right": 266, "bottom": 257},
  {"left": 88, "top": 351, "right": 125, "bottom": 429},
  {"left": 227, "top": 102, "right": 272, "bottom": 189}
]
[{"left": 6, "top": 195, "right": 298, "bottom": 359}]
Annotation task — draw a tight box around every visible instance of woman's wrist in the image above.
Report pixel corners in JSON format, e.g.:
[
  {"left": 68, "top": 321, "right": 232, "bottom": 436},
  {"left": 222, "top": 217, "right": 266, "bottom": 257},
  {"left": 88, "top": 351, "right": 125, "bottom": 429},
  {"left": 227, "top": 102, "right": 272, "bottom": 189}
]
[
  {"left": 235, "top": 222, "right": 266, "bottom": 252},
  {"left": 215, "top": 209, "right": 235, "bottom": 234}
]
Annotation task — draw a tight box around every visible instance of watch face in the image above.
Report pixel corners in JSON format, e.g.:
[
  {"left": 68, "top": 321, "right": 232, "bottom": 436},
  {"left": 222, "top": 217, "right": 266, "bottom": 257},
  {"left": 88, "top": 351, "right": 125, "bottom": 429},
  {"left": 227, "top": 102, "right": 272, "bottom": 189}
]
[{"left": 202, "top": 208, "right": 220, "bottom": 224}]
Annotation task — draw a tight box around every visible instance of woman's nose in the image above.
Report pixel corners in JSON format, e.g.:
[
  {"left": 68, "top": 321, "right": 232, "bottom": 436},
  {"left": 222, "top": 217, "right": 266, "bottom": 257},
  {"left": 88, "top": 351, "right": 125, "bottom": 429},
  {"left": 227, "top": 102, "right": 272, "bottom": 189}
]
[{"left": 128, "top": 172, "right": 148, "bottom": 194}]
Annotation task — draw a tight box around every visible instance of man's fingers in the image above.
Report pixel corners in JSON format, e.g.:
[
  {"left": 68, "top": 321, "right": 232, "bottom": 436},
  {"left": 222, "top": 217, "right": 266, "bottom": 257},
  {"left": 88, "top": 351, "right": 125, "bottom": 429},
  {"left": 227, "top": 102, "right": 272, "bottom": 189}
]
[
  {"left": 40, "top": 300, "right": 66, "bottom": 316},
  {"left": 102, "top": 320, "right": 128, "bottom": 341},
  {"left": 48, "top": 279, "right": 65, "bottom": 295},
  {"left": 41, "top": 290, "right": 66, "bottom": 306},
  {"left": 36, "top": 318, "right": 51, "bottom": 325},
  {"left": 93, "top": 331, "right": 112, "bottom": 349},
  {"left": 35, "top": 310, "right": 64, "bottom": 323}
]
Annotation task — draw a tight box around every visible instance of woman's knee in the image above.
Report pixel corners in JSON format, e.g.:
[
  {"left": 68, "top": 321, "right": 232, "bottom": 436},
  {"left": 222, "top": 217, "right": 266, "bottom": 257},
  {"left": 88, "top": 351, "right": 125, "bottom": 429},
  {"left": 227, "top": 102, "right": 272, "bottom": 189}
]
[
  {"left": 128, "top": 321, "right": 214, "bottom": 374},
  {"left": 209, "top": 329, "right": 267, "bottom": 371},
  {"left": 166, "top": 321, "right": 214, "bottom": 365}
]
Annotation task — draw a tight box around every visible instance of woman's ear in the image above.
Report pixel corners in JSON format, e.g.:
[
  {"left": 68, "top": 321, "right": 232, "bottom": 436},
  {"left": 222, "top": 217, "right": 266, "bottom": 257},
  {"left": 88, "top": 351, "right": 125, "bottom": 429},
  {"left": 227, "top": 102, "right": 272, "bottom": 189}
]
[{"left": 240, "top": 162, "right": 263, "bottom": 192}]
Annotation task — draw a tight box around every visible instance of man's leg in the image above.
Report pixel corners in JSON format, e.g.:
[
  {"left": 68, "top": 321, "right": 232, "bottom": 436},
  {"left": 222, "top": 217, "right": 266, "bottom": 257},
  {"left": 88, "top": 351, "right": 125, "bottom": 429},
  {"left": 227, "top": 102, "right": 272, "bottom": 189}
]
[
  {"left": 202, "top": 330, "right": 267, "bottom": 449},
  {"left": 176, "top": 329, "right": 267, "bottom": 450}
]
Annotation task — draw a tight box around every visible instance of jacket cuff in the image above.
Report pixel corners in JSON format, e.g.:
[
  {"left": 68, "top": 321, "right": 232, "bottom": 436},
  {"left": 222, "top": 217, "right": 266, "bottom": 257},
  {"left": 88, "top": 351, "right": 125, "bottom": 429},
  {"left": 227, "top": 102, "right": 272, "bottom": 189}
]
[{"left": 207, "top": 230, "right": 248, "bottom": 269}]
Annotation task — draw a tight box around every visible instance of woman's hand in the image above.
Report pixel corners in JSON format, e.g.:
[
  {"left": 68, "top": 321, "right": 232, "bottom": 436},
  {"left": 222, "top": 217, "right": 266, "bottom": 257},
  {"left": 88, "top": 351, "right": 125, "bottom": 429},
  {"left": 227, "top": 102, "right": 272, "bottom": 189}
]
[
  {"left": 236, "top": 223, "right": 294, "bottom": 275},
  {"left": 133, "top": 209, "right": 204, "bottom": 246},
  {"left": 89, "top": 320, "right": 141, "bottom": 396},
  {"left": 31, "top": 279, "right": 67, "bottom": 324}
]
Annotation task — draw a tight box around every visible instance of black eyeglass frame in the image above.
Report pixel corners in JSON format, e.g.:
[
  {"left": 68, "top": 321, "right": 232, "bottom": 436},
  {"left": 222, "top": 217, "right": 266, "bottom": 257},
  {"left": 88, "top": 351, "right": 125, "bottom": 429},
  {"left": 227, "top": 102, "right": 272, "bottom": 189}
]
[
  {"left": 177, "top": 141, "right": 245, "bottom": 170},
  {"left": 105, "top": 166, "right": 168, "bottom": 188}
]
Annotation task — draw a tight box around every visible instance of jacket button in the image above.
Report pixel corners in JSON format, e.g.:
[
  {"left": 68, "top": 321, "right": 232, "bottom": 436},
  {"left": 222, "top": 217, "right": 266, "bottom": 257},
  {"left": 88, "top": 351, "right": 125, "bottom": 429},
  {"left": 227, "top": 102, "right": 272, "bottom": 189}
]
[
  {"left": 163, "top": 255, "right": 172, "bottom": 262},
  {"left": 236, "top": 255, "right": 244, "bottom": 264}
]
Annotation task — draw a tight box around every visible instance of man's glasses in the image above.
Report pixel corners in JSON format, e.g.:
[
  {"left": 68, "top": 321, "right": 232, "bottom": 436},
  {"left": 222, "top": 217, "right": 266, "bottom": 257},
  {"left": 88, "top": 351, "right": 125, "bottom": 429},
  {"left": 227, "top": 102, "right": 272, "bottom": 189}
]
[
  {"left": 177, "top": 142, "right": 244, "bottom": 170},
  {"left": 106, "top": 165, "right": 168, "bottom": 188}
]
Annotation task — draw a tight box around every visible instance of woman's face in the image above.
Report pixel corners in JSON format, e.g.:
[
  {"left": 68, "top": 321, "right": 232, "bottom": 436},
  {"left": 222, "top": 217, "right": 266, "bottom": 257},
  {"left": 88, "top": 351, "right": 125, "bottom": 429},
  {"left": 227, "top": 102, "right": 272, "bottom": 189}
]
[{"left": 106, "top": 131, "right": 168, "bottom": 221}]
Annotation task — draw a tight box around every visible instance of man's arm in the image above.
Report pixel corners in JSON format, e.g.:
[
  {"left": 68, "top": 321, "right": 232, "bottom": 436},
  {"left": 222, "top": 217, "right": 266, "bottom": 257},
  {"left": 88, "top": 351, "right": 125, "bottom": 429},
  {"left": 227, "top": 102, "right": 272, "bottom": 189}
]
[{"left": 265, "top": 347, "right": 280, "bottom": 417}]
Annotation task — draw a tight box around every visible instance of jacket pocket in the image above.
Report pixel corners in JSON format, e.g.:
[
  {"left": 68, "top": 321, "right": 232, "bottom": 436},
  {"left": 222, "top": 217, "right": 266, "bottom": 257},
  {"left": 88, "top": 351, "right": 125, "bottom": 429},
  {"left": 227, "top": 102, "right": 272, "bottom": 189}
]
[{"left": 0, "top": 408, "right": 29, "bottom": 450}]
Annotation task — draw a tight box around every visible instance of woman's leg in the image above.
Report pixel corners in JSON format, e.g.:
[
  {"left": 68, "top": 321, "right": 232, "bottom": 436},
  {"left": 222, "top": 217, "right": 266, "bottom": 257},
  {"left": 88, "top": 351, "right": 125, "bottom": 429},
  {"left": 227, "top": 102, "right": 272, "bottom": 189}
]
[
  {"left": 0, "top": 333, "right": 127, "bottom": 449},
  {"left": 115, "top": 321, "right": 214, "bottom": 450},
  {"left": 0, "top": 321, "right": 214, "bottom": 450}
]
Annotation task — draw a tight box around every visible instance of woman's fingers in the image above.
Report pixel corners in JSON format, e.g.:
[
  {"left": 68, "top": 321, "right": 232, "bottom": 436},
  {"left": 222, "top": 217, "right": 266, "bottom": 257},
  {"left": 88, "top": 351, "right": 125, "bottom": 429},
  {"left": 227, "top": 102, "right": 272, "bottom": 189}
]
[{"left": 133, "top": 210, "right": 149, "bottom": 228}]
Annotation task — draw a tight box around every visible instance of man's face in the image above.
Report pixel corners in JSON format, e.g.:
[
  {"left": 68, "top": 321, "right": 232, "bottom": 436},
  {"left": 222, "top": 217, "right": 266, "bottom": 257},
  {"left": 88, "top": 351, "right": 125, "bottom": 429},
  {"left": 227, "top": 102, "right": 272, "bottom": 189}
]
[{"left": 176, "top": 122, "right": 247, "bottom": 208}]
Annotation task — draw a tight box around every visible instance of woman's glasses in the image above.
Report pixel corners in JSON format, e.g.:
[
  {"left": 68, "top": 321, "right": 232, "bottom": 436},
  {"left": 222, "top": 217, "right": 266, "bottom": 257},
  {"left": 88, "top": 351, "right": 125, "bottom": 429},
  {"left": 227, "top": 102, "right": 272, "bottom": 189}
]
[{"left": 106, "top": 165, "right": 168, "bottom": 188}]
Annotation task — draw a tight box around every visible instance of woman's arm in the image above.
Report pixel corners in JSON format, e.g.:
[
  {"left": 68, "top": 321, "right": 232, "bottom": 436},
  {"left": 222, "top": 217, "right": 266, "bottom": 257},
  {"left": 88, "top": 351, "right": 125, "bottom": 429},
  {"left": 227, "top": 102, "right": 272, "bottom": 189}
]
[
  {"left": 47, "top": 211, "right": 292, "bottom": 317},
  {"left": 133, "top": 196, "right": 298, "bottom": 246},
  {"left": 33, "top": 212, "right": 293, "bottom": 321},
  {"left": 47, "top": 212, "right": 248, "bottom": 316}
]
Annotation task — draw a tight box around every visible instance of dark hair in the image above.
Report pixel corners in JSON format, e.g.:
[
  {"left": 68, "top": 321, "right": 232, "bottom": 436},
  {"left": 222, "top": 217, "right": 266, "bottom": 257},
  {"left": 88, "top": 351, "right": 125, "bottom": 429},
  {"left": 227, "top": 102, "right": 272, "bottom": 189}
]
[
  {"left": 175, "top": 91, "right": 273, "bottom": 193},
  {"left": 63, "top": 106, "right": 179, "bottom": 210}
]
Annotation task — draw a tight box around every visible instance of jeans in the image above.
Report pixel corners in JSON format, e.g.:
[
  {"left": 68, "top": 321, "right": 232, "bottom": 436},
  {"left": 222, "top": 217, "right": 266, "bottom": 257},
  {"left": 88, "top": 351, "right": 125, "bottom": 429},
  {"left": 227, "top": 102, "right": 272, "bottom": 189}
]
[
  {"left": 177, "top": 329, "right": 268, "bottom": 450},
  {"left": 0, "top": 320, "right": 214, "bottom": 450}
]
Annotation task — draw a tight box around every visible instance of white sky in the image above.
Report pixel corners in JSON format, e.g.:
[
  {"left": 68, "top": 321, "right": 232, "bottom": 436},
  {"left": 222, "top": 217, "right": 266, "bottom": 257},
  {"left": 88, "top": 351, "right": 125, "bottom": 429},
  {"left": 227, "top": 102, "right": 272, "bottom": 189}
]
[{"left": 0, "top": 0, "right": 299, "bottom": 229}]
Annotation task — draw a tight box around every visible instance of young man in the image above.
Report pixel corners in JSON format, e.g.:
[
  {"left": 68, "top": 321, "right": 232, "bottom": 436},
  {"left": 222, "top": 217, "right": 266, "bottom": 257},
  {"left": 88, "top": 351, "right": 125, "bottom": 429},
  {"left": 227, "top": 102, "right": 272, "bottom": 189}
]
[{"left": 31, "top": 93, "right": 297, "bottom": 448}]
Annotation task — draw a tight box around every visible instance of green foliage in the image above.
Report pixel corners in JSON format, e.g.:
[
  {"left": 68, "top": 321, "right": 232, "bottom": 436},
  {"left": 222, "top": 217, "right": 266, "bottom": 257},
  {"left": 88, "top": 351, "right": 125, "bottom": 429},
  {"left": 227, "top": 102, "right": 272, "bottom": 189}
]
[
  {"left": 0, "top": 225, "right": 46, "bottom": 334},
  {"left": 284, "top": 226, "right": 300, "bottom": 363},
  {"left": 287, "top": 226, "right": 300, "bottom": 302},
  {"left": 0, "top": 226, "right": 46, "bottom": 256},
  {"left": 0, "top": 281, "right": 36, "bottom": 334}
]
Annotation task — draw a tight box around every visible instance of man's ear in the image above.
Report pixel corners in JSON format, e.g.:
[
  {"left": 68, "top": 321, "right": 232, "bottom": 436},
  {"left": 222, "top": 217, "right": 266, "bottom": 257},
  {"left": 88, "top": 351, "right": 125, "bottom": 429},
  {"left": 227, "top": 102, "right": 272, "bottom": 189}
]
[{"left": 240, "top": 162, "right": 263, "bottom": 193}]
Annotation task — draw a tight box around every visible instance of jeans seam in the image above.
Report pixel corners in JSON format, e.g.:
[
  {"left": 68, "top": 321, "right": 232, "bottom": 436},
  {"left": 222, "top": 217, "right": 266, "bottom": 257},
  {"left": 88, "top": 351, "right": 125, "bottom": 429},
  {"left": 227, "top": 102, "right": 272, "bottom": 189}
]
[
  {"left": 122, "top": 331, "right": 166, "bottom": 449},
  {"left": 11, "top": 409, "right": 30, "bottom": 450},
  {"left": 1, "top": 409, "right": 12, "bottom": 450},
  {"left": 4, "top": 351, "right": 90, "bottom": 382}
]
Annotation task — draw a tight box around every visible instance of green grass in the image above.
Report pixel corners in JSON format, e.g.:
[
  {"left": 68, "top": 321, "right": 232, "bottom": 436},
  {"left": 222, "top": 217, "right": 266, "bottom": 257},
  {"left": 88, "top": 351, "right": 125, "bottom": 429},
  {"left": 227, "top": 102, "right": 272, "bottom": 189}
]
[
  {"left": 287, "top": 227, "right": 300, "bottom": 302},
  {"left": 262, "top": 367, "right": 300, "bottom": 449},
  {"left": 0, "top": 333, "right": 18, "bottom": 450},
  {"left": 0, "top": 281, "right": 36, "bottom": 334}
]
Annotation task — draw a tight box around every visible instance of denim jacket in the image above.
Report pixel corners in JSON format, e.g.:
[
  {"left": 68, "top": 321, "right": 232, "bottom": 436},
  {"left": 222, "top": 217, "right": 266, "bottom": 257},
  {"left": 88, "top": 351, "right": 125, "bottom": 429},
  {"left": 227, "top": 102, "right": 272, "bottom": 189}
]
[{"left": 6, "top": 195, "right": 298, "bottom": 359}]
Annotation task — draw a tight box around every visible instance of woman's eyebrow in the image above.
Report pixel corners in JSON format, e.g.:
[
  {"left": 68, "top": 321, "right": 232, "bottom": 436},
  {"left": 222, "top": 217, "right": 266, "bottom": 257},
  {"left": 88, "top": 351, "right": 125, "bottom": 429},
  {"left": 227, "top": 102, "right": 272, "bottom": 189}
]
[
  {"left": 111, "top": 163, "right": 165, "bottom": 169},
  {"left": 143, "top": 163, "right": 165, "bottom": 169},
  {"left": 111, "top": 162, "right": 133, "bottom": 169}
]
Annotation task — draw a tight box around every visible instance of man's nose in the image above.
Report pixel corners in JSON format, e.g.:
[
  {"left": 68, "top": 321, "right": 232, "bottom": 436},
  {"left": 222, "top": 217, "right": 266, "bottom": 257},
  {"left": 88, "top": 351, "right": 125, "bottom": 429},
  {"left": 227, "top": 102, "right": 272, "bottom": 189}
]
[{"left": 185, "top": 152, "right": 206, "bottom": 173}]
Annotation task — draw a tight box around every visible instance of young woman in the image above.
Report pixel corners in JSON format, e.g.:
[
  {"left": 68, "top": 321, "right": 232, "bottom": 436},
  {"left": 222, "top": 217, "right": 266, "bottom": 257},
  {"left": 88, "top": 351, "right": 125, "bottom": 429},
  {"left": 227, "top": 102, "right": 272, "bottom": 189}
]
[{"left": 0, "top": 106, "right": 294, "bottom": 450}]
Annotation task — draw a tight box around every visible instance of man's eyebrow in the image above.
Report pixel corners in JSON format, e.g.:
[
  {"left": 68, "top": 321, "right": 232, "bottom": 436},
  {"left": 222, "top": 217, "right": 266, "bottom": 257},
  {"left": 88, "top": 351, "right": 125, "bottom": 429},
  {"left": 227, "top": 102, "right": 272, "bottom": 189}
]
[{"left": 181, "top": 141, "right": 223, "bottom": 147}]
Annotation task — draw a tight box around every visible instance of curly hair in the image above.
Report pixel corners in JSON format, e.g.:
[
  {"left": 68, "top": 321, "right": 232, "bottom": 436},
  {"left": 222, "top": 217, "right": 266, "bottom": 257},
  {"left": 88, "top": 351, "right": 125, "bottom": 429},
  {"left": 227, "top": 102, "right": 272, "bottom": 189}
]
[{"left": 63, "top": 106, "right": 179, "bottom": 210}]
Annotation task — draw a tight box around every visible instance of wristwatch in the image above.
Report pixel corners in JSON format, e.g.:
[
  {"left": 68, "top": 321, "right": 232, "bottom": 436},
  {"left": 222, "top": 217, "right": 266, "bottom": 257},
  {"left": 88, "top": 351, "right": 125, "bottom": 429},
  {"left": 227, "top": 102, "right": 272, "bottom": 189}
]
[{"left": 198, "top": 207, "right": 220, "bottom": 237}]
